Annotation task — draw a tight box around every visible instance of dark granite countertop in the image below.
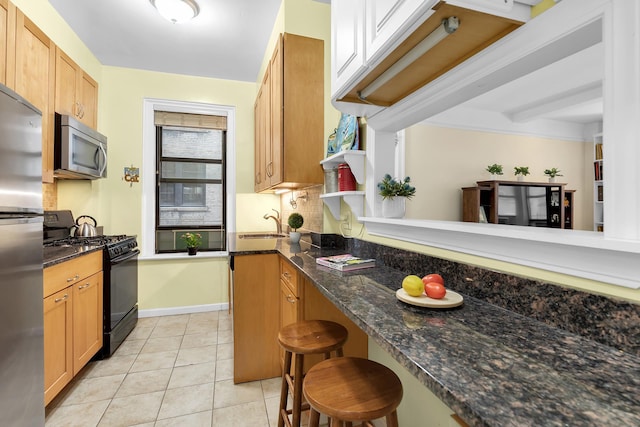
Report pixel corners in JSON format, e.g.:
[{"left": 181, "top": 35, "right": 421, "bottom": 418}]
[
  {"left": 44, "top": 245, "right": 103, "bottom": 268},
  {"left": 229, "top": 234, "right": 640, "bottom": 427}
]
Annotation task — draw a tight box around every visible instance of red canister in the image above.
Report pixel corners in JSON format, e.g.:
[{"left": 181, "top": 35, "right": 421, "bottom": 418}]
[{"left": 338, "top": 163, "right": 356, "bottom": 191}]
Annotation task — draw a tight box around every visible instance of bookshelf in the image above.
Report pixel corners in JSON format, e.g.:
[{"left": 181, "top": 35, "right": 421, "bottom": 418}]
[{"left": 593, "top": 133, "right": 603, "bottom": 232}]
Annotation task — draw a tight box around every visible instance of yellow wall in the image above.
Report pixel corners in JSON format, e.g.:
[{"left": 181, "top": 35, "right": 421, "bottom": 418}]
[
  {"left": 532, "top": 0, "right": 559, "bottom": 18},
  {"left": 405, "top": 124, "right": 593, "bottom": 230},
  {"left": 19, "top": 0, "right": 333, "bottom": 311},
  {"left": 56, "top": 66, "right": 271, "bottom": 310}
]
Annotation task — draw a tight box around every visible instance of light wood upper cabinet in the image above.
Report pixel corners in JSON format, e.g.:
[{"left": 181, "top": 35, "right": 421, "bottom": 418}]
[
  {"left": 254, "top": 70, "right": 269, "bottom": 192},
  {"left": 0, "top": 0, "right": 15, "bottom": 86},
  {"left": 268, "top": 35, "right": 283, "bottom": 187},
  {"left": 254, "top": 33, "right": 324, "bottom": 193},
  {"left": 55, "top": 47, "right": 98, "bottom": 129},
  {"left": 13, "top": 9, "right": 55, "bottom": 183}
]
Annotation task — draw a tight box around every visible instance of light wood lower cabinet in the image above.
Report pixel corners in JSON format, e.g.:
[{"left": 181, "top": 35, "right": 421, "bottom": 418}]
[
  {"left": 43, "top": 251, "right": 103, "bottom": 405},
  {"left": 72, "top": 272, "right": 103, "bottom": 375},
  {"left": 43, "top": 287, "right": 73, "bottom": 406},
  {"left": 233, "top": 254, "right": 368, "bottom": 383},
  {"left": 233, "top": 254, "right": 281, "bottom": 383}
]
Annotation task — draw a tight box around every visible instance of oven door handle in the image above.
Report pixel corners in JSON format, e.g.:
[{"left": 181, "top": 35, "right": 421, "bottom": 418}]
[{"left": 111, "top": 249, "right": 140, "bottom": 265}]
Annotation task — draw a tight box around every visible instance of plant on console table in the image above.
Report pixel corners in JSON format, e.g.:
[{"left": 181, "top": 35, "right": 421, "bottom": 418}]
[
  {"left": 544, "top": 167, "right": 563, "bottom": 183},
  {"left": 486, "top": 163, "right": 503, "bottom": 180},
  {"left": 287, "top": 213, "right": 304, "bottom": 244},
  {"left": 181, "top": 232, "right": 202, "bottom": 256},
  {"left": 514, "top": 166, "right": 530, "bottom": 182},
  {"left": 377, "top": 174, "right": 416, "bottom": 219}
]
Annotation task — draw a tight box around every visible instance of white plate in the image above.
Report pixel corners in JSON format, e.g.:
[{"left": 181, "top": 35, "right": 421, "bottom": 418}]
[{"left": 396, "top": 288, "right": 464, "bottom": 308}]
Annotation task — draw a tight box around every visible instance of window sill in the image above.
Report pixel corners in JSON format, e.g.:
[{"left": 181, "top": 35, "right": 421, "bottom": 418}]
[
  {"left": 139, "top": 251, "right": 229, "bottom": 261},
  {"left": 360, "top": 217, "right": 640, "bottom": 289}
]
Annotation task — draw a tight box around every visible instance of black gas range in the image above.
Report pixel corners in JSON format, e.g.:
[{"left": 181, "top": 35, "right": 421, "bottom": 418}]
[
  {"left": 45, "top": 234, "right": 138, "bottom": 260},
  {"left": 44, "top": 211, "right": 139, "bottom": 357}
]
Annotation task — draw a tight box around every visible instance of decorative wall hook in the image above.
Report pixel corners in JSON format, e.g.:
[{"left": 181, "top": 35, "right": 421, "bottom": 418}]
[{"left": 124, "top": 166, "right": 140, "bottom": 187}]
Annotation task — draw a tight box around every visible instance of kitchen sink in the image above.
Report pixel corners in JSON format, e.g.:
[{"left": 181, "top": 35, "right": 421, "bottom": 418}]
[{"left": 238, "top": 233, "right": 287, "bottom": 239}]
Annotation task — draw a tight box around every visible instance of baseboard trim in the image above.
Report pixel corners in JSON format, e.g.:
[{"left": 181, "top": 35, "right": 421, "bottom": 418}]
[{"left": 138, "top": 303, "right": 229, "bottom": 318}]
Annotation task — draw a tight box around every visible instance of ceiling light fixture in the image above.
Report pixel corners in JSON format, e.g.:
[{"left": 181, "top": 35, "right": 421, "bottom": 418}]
[
  {"left": 150, "top": 0, "right": 200, "bottom": 24},
  {"left": 358, "top": 16, "right": 460, "bottom": 102}
]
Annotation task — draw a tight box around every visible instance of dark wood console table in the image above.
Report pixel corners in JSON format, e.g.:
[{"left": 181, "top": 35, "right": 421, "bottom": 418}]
[{"left": 462, "top": 180, "right": 574, "bottom": 229}]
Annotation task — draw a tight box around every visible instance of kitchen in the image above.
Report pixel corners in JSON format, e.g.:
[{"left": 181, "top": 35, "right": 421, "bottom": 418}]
[{"left": 1, "top": 0, "right": 639, "bottom": 426}]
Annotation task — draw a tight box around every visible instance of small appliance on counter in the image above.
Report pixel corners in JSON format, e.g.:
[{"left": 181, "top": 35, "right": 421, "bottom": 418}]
[{"left": 44, "top": 210, "right": 138, "bottom": 357}]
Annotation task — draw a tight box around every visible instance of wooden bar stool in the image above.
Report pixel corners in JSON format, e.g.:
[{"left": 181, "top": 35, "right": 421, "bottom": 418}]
[
  {"left": 303, "top": 357, "right": 403, "bottom": 427},
  {"left": 277, "top": 320, "right": 348, "bottom": 427}
]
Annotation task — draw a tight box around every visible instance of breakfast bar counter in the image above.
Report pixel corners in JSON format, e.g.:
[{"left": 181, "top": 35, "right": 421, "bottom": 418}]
[{"left": 229, "top": 234, "right": 640, "bottom": 427}]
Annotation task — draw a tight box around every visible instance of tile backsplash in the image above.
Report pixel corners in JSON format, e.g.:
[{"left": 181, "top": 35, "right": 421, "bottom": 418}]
[
  {"left": 43, "top": 182, "right": 57, "bottom": 210},
  {"left": 280, "top": 185, "right": 323, "bottom": 233}
]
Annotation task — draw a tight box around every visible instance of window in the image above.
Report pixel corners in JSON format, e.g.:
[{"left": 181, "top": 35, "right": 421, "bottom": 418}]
[
  {"left": 154, "top": 112, "right": 227, "bottom": 253},
  {"left": 139, "top": 99, "right": 235, "bottom": 259}
]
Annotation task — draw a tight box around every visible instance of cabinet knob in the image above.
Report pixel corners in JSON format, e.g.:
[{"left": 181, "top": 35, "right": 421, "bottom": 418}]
[{"left": 286, "top": 295, "right": 296, "bottom": 304}]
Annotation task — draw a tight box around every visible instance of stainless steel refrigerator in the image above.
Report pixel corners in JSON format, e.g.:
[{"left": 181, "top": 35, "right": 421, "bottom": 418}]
[{"left": 0, "top": 83, "right": 45, "bottom": 425}]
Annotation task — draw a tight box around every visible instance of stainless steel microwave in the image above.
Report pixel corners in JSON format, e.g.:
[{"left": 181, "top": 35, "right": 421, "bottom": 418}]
[{"left": 54, "top": 113, "right": 107, "bottom": 179}]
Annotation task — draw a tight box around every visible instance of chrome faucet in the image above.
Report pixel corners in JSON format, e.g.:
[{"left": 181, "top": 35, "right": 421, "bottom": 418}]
[{"left": 263, "top": 209, "right": 282, "bottom": 234}]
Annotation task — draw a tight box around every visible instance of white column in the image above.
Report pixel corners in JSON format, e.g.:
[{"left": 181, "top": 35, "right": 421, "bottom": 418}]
[
  {"left": 603, "top": 0, "right": 640, "bottom": 240},
  {"left": 365, "top": 126, "right": 398, "bottom": 217}
]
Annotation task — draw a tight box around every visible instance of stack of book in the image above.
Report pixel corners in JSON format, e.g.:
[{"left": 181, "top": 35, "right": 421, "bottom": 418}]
[{"left": 315, "top": 254, "right": 376, "bottom": 272}]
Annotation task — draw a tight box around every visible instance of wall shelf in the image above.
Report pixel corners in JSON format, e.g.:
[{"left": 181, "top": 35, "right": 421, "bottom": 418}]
[
  {"left": 320, "top": 191, "right": 365, "bottom": 219},
  {"left": 320, "top": 150, "right": 366, "bottom": 184}
]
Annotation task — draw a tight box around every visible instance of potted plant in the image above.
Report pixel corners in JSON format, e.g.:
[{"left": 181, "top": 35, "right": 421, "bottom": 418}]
[
  {"left": 486, "top": 164, "right": 503, "bottom": 179},
  {"left": 514, "top": 166, "right": 530, "bottom": 181},
  {"left": 181, "top": 232, "right": 202, "bottom": 256},
  {"left": 287, "top": 213, "right": 304, "bottom": 243},
  {"left": 544, "top": 168, "right": 563, "bottom": 182},
  {"left": 377, "top": 174, "right": 416, "bottom": 218}
]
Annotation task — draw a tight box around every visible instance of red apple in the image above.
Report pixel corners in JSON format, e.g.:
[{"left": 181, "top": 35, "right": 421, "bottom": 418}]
[
  {"left": 424, "top": 282, "right": 446, "bottom": 299},
  {"left": 422, "top": 273, "right": 444, "bottom": 286}
]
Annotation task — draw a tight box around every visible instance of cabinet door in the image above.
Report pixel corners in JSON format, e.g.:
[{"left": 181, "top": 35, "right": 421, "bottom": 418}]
[
  {"left": 232, "top": 254, "right": 280, "bottom": 383},
  {"left": 280, "top": 280, "right": 299, "bottom": 329},
  {"left": 54, "top": 47, "right": 78, "bottom": 119},
  {"left": 79, "top": 72, "right": 98, "bottom": 128},
  {"left": 254, "top": 71, "right": 269, "bottom": 192},
  {"left": 72, "top": 271, "right": 103, "bottom": 375},
  {"left": 365, "top": 0, "right": 433, "bottom": 63},
  {"left": 0, "top": 0, "right": 14, "bottom": 86},
  {"left": 268, "top": 34, "right": 283, "bottom": 186},
  {"left": 44, "top": 287, "right": 73, "bottom": 406},
  {"left": 331, "top": 0, "right": 366, "bottom": 97},
  {"left": 14, "top": 11, "right": 55, "bottom": 183},
  {"left": 55, "top": 48, "right": 99, "bottom": 129}
]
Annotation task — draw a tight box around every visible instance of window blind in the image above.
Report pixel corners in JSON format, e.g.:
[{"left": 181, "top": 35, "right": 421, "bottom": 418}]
[{"left": 154, "top": 111, "right": 227, "bottom": 130}]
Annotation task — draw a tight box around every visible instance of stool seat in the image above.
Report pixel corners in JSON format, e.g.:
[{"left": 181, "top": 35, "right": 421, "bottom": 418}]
[
  {"left": 303, "top": 357, "right": 403, "bottom": 426},
  {"left": 278, "top": 319, "right": 348, "bottom": 354},
  {"left": 278, "top": 320, "right": 348, "bottom": 427}
]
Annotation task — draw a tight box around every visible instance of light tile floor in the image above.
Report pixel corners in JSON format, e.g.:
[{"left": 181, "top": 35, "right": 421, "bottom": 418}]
[{"left": 44, "top": 310, "right": 288, "bottom": 427}]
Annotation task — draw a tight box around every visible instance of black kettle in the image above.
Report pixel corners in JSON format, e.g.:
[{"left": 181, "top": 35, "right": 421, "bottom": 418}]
[{"left": 74, "top": 215, "right": 98, "bottom": 237}]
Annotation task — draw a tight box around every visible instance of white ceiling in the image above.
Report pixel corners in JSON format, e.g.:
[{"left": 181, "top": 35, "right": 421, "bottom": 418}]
[
  {"left": 49, "top": 0, "right": 282, "bottom": 82},
  {"left": 50, "top": 0, "right": 602, "bottom": 126}
]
